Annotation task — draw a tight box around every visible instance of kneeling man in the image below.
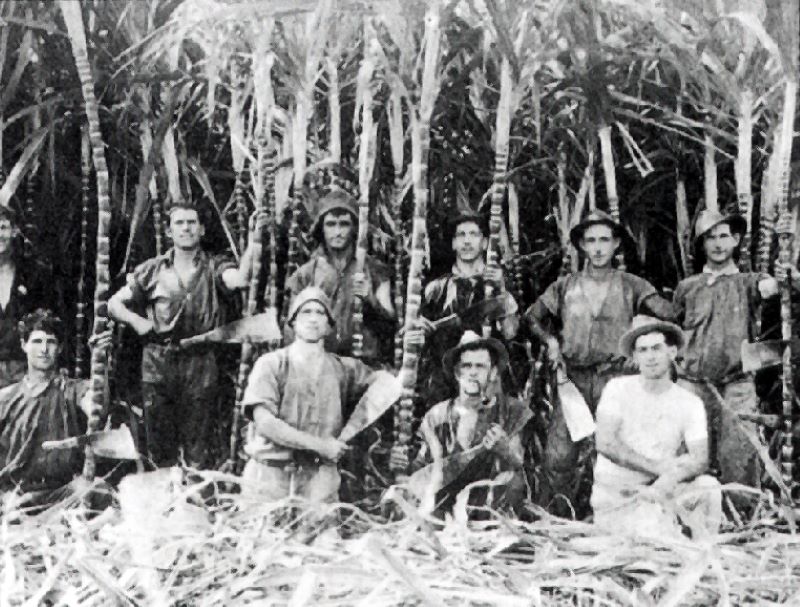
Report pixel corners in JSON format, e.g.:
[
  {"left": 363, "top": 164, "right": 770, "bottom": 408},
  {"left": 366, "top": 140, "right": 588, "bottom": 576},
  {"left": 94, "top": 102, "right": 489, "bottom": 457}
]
[
  {"left": 392, "top": 331, "right": 532, "bottom": 516},
  {"left": 592, "top": 315, "right": 722, "bottom": 537}
]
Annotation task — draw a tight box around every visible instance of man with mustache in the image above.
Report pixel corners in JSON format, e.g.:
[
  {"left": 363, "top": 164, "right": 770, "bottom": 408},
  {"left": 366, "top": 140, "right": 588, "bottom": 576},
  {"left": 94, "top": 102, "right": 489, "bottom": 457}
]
[
  {"left": 283, "top": 189, "right": 395, "bottom": 366},
  {"left": 525, "top": 210, "right": 673, "bottom": 516},
  {"left": 673, "top": 209, "right": 797, "bottom": 510}
]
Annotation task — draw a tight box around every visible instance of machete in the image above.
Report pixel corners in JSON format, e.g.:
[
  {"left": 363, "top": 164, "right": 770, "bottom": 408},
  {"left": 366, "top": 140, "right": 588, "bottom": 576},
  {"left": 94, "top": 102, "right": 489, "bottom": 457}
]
[
  {"left": 42, "top": 425, "right": 139, "bottom": 460},
  {"left": 179, "top": 309, "right": 281, "bottom": 348},
  {"left": 338, "top": 371, "right": 403, "bottom": 442}
]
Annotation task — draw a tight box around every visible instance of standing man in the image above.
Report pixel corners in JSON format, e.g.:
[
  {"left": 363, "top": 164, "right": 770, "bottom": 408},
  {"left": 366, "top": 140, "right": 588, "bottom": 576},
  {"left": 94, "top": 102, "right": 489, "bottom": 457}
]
[
  {"left": 0, "top": 207, "right": 52, "bottom": 389},
  {"left": 407, "top": 211, "right": 519, "bottom": 406},
  {"left": 592, "top": 315, "right": 721, "bottom": 537},
  {"left": 390, "top": 331, "right": 532, "bottom": 517},
  {"left": 0, "top": 310, "right": 112, "bottom": 513},
  {"left": 240, "top": 286, "right": 385, "bottom": 502},
  {"left": 525, "top": 210, "right": 673, "bottom": 515},
  {"left": 673, "top": 209, "right": 796, "bottom": 507},
  {"left": 284, "top": 189, "right": 395, "bottom": 365},
  {"left": 109, "top": 202, "right": 262, "bottom": 468}
]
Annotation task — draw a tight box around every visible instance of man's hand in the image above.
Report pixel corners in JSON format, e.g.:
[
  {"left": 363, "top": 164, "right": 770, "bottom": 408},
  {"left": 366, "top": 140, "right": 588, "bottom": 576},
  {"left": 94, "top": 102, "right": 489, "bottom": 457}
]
[
  {"left": 389, "top": 445, "right": 409, "bottom": 471},
  {"left": 774, "top": 260, "right": 795, "bottom": 286},
  {"left": 545, "top": 337, "right": 563, "bottom": 369},
  {"left": 481, "top": 423, "right": 509, "bottom": 454},
  {"left": 248, "top": 209, "right": 270, "bottom": 234},
  {"left": 404, "top": 317, "right": 435, "bottom": 347},
  {"left": 88, "top": 326, "right": 115, "bottom": 351},
  {"left": 317, "top": 437, "right": 349, "bottom": 463},
  {"left": 130, "top": 317, "right": 154, "bottom": 337},
  {"left": 483, "top": 265, "right": 505, "bottom": 291},
  {"left": 353, "top": 272, "right": 371, "bottom": 300}
]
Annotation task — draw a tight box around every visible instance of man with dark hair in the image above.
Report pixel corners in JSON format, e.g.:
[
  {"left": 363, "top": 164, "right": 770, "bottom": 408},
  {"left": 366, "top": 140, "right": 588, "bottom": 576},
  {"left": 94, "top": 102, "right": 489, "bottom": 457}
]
[
  {"left": 592, "top": 315, "right": 721, "bottom": 537},
  {"left": 524, "top": 210, "right": 673, "bottom": 515},
  {"left": 283, "top": 189, "right": 395, "bottom": 365},
  {"left": 406, "top": 211, "right": 519, "bottom": 406},
  {"left": 109, "top": 203, "right": 263, "bottom": 467},
  {"left": 390, "top": 331, "right": 531, "bottom": 516},
  {"left": 241, "top": 286, "right": 386, "bottom": 502},
  {"left": 673, "top": 209, "right": 798, "bottom": 506},
  {"left": 0, "top": 207, "right": 53, "bottom": 389},
  {"left": 0, "top": 310, "right": 112, "bottom": 513}
]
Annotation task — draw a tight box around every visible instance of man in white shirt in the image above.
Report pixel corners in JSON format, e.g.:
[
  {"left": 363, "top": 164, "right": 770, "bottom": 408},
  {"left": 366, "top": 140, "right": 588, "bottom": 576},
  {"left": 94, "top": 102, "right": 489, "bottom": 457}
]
[{"left": 592, "top": 315, "right": 722, "bottom": 537}]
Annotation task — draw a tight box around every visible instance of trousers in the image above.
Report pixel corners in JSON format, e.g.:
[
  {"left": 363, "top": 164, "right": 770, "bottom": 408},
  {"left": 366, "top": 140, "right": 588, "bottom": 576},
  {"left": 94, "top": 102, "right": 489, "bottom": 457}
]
[{"left": 240, "top": 459, "right": 341, "bottom": 503}]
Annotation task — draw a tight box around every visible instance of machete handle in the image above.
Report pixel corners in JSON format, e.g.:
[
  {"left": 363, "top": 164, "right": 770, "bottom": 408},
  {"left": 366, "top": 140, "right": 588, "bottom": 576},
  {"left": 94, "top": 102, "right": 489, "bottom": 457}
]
[{"left": 42, "top": 436, "right": 85, "bottom": 450}]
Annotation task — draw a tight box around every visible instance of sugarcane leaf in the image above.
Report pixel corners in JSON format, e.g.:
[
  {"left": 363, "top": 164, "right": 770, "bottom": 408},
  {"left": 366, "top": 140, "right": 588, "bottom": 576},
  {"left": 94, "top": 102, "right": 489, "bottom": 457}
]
[{"left": 0, "top": 126, "right": 48, "bottom": 208}]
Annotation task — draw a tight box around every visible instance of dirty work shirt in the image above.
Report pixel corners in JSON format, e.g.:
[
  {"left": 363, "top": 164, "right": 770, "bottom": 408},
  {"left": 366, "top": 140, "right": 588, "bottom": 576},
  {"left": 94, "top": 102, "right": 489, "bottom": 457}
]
[
  {"left": 241, "top": 347, "right": 376, "bottom": 462},
  {"left": 284, "top": 247, "right": 392, "bottom": 362},
  {"left": 673, "top": 267, "right": 764, "bottom": 383},
  {"left": 0, "top": 376, "right": 88, "bottom": 493},
  {"left": 527, "top": 268, "right": 673, "bottom": 368}
]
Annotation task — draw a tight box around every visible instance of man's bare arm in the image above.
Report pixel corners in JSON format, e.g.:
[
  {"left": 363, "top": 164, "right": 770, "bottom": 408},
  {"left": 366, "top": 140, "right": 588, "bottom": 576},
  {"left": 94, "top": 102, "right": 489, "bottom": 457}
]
[
  {"left": 596, "top": 412, "right": 662, "bottom": 479},
  {"left": 108, "top": 285, "right": 153, "bottom": 336},
  {"left": 251, "top": 404, "right": 345, "bottom": 461},
  {"left": 653, "top": 438, "right": 709, "bottom": 486}
]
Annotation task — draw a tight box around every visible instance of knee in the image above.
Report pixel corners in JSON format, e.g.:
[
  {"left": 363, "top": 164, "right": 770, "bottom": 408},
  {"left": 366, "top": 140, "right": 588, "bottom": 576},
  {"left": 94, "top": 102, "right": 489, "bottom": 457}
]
[{"left": 691, "top": 474, "right": 721, "bottom": 492}]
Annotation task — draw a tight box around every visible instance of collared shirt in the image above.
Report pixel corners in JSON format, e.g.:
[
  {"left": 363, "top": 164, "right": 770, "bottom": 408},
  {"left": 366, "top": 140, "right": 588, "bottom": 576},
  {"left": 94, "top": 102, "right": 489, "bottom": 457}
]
[
  {"left": 674, "top": 267, "right": 766, "bottom": 383},
  {"left": 527, "top": 268, "right": 673, "bottom": 367},
  {"left": 284, "top": 247, "right": 391, "bottom": 361},
  {"left": 126, "top": 248, "right": 236, "bottom": 340},
  {"left": 241, "top": 347, "right": 376, "bottom": 461},
  {"left": 0, "top": 375, "right": 88, "bottom": 492}
]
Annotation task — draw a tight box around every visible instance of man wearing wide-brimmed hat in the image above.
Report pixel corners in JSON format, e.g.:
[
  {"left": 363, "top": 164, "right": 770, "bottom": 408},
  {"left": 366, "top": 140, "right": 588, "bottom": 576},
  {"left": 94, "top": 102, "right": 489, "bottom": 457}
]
[
  {"left": 406, "top": 210, "right": 520, "bottom": 406},
  {"left": 390, "top": 331, "right": 532, "bottom": 516},
  {"left": 240, "top": 286, "right": 383, "bottom": 502},
  {"left": 524, "top": 209, "right": 673, "bottom": 516},
  {"left": 673, "top": 208, "right": 797, "bottom": 506},
  {"left": 591, "top": 315, "right": 721, "bottom": 537},
  {"left": 283, "top": 189, "right": 395, "bottom": 365}
]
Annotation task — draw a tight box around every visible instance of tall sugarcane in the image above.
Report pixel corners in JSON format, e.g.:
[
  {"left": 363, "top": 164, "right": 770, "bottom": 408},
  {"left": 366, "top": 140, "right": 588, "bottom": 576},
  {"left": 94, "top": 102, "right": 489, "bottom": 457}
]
[
  {"left": 351, "top": 19, "right": 379, "bottom": 359},
  {"left": 74, "top": 126, "right": 90, "bottom": 378},
  {"left": 703, "top": 129, "right": 718, "bottom": 213},
  {"left": 391, "top": 2, "right": 442, "bottom": 471},
  {"left": 735, "top": 89, "right": 754, "bottom": 270},
  {"left": 598, "top": 124, "right": 625, "bottom": 270},
  {"left": 387, "top": 90, "right": 407, "bottom": 369},
  {"left": 773, "top": 78, "right": 797, "bottom": 493},
  {"left": 758, "top": 127, "right": 781, "bottom": 274},
  {"left": 60, "top": 0, "right": 112, "bottom": 480}
]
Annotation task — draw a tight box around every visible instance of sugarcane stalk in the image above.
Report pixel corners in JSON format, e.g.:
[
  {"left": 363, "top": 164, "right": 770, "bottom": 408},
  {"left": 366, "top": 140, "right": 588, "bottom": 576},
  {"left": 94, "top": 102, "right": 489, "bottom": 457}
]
[
  {"left": 704, "top": 129, "right": 718, "bottom": 213},
  {"left": 484, "top": 56, "right": 512, "bottom": 338},
  {"left": 598, "top": 124, "right": 625, "bottom": 270},
  {"left": 393, "top": 2, "right": 442, "bottom": 472},
  {"left": 387, "top": 91, "right": 406, "bottom": 370},
  {"left": 327, "top": 56, "right": 341, "bottom": 167},
  {"left": 773, "top": 78, "right": 797, "bottom": 493},
  {"left": 557, "top": 150, "right": 572, "bottom": 276},
  {"left": 735, "top": 89, "right": 754, "bottom": 271},
  {"left": 74, "top": 126, "right": 90, "bottom": 378},
  {"left": 152, "top": 194, "right": 164, "bottom": 255},
  {"left": 60, "top": 0, "right": 112, "bottom": 481},
  {"left": 675, "top": 169, "right": 692, "bottom": 277},
  {"left": 758, "top": 127, "right": 781, "bottom": 274}
]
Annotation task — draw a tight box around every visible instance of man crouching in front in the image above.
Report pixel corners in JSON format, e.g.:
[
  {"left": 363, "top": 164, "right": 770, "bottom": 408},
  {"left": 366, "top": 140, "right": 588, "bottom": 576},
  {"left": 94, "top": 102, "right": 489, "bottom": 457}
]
[{"left": 592, "top": 315, "right": 722, "bottom": 537}]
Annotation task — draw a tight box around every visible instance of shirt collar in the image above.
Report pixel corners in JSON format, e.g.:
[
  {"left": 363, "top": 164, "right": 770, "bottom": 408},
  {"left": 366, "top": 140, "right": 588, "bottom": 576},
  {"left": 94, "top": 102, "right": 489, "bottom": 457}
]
[
  {"left": 702, "top": 263, "right": 739, "bottom": 276},
  {"left": 164, "top": 247, "right": 205, "bottom": 267},
  {"left": 451, "top": 259, "right": 486, "bottom": 279},
  {"left": 22, "top": 374, "right": 56, "bottom": 398}
]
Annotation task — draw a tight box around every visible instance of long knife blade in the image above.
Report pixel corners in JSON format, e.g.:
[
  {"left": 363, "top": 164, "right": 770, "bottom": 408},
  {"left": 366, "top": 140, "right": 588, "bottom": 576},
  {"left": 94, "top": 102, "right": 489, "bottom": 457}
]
[{"left": 338, "top": 371, "right": 402, "bottom": 443}]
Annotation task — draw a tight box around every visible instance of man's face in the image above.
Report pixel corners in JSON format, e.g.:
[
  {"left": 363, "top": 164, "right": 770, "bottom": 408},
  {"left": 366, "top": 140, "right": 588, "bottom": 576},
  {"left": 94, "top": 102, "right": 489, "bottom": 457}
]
[
  {"left": 580, "top": 224, "right": 619, "bottom": 269},
  {"left": 702, "top": 223, "right": 739, "bottom": 266},
  {"left": 292, "top": 301, "right": 331, "bottom": 343},
  {"left": 167, "top": 209, "right": 204, "bottom": 250},
  {"left": 455, "top": 348, "right": 495, "bottom": 397},
  {"left": 451, "top": 221, "right": 487, "bottom": 263},
  {"left": 22, "top": 329, "right": 60, "bottom": 373},
  {"left": 0, "top": 219, "right": 15, "bottom": 255},
  {"left": 322, "top": 211, "right": 355, "bottom": 252},
  {"left": 632, "top": 331, "right": 677, "bottom": 380}
]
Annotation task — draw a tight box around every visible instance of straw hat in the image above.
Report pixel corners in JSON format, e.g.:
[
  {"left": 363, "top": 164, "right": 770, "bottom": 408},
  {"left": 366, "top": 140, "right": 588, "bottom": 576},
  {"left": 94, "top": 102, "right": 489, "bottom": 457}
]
[
  {"left": 569, "top": 210, "right": 629, "bottom": 249},
  {"left": 618, "top": 315, "right": 684, "bottom": 358},
  {"left": 442, "top": 330, "right": 509, "bottom": 378},
  {"left": 310, "top": 189, "right": 359, "bottom": 242},
  {"left": 287, "top": 286, "right": 336, "bottom": 327},
  {"left": 693, "top": 209, "right": 747, "bottom": 243}
]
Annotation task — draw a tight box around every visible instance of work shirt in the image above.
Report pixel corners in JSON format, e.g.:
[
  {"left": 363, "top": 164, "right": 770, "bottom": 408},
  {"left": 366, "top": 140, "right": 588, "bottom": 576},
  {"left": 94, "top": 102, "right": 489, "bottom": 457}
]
[
  {"left": 0, "top": 262, "right": 52, "bottom": 363},
  {"left": 284, "top": 247, "right": 392, "bottom": 362},
  {"left": 527, "top": 269, "right": 673, "bottom": 367},
  {"left": 0, "top": 376, "right": 88, "bottom": 492},
  {"left": 126, "top": 248, "right": 236, "bottom": 384},
  {"left": 241, "top": 347, "right": 375, "bottom": 462},
  {"left": 673, "top": 266, "right": 765, "bottom": 384}
]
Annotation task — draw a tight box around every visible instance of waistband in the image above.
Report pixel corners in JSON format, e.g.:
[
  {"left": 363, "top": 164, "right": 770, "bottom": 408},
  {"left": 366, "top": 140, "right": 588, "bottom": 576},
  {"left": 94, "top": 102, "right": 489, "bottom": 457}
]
[{"left": 253, "top": 449, "right": 325, "bottom": 468}]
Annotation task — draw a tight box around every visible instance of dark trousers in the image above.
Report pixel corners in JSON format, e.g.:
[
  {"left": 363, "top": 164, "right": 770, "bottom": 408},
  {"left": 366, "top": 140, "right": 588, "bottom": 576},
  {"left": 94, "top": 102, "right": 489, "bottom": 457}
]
[{"left": 141, "top": 345, "right": 218, "bottom": 468}]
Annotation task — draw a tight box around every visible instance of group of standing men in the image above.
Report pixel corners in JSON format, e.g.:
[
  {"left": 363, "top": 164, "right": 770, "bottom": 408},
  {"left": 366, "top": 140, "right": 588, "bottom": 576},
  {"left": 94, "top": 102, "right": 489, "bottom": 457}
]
[{"left": 0, "top": 185, "right": 796, "bottom": 531}]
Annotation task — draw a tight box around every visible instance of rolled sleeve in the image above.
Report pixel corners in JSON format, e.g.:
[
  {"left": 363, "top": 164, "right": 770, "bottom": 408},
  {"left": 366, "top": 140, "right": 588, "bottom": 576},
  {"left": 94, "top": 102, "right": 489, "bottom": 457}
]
[
  {"left": 241, "top": 354, "right": 283, "bottom": 420},
  {"left": 213, "top": 254, "right": 237, "bottom": 291},
  {"left": 126, "top": 259, "right": 159, "bottom": 308},
  {"left": 683, "top": 396, "right": 708, "bottom": 444}
]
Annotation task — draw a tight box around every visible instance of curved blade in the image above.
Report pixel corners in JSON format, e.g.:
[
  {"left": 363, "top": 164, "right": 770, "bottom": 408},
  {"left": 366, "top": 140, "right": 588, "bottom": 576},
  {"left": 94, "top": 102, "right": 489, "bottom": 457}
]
[
  {"left": 180, "top": 309, "right": 281, "bottom": 347},
  {"left": 338, "top": 371, "right": 402, "bottom": 443}
]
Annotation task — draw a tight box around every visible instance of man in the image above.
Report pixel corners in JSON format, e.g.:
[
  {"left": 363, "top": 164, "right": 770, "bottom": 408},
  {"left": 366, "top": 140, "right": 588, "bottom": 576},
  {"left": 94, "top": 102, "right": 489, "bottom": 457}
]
[
  {"left": 240, "top": 286, "right": 387, "bottom": 502},
  {"left": 284, "top": 189, "right": 394, "bottom": 365},
  {"left": 109, "top": 202, "right": 262, "bottom": 467},
  {"left": 0, "top": 310, "right": 112, "bottom": 514},
  {"left": 390, "top": 331, "right": 532, "bottom": 517},
  {"left": 0, "top": 207, "right": 52, "bottom": 389},
  {"left": 673, "top": 209, "right": 796, "bottom": 506},
  {"left": 592, "top": 315, "right": 722, "bottom": 538},
  {"left": 524, "top": 210, "right": 673, "bottom": 515},
  {"left": 407, "top": 211, "right": 519, "bottom": 406}
]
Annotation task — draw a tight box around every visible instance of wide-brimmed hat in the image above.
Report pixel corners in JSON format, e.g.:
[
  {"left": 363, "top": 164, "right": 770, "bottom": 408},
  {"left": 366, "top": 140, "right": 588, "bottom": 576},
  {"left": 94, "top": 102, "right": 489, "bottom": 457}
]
[
  {"left": 310, "top": 189, "right": 359, "bottom": 242},
  {"left": 693, "top": 209, "right": 747, "bottom": 243},
  {"left": 448, "top": 210, "right": 489, "bottom": 238},
  {"left": 287, "top": 286, "right": 336, "bottom": 327},
  {"left": 619, "top": 315, "right": 684, "bottom": 358},
  {"left": 442, "top": 330, "right": 509, "bottom": 378},
  {"left": 569, "top": 210, "right": 628, "bottom": 249}
]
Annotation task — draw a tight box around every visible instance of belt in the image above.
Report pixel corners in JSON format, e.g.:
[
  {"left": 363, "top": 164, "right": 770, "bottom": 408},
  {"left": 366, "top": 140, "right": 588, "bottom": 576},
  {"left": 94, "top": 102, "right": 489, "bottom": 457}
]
[{"left": 256, "top": 450, "right": 323, "bottom": 468}]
